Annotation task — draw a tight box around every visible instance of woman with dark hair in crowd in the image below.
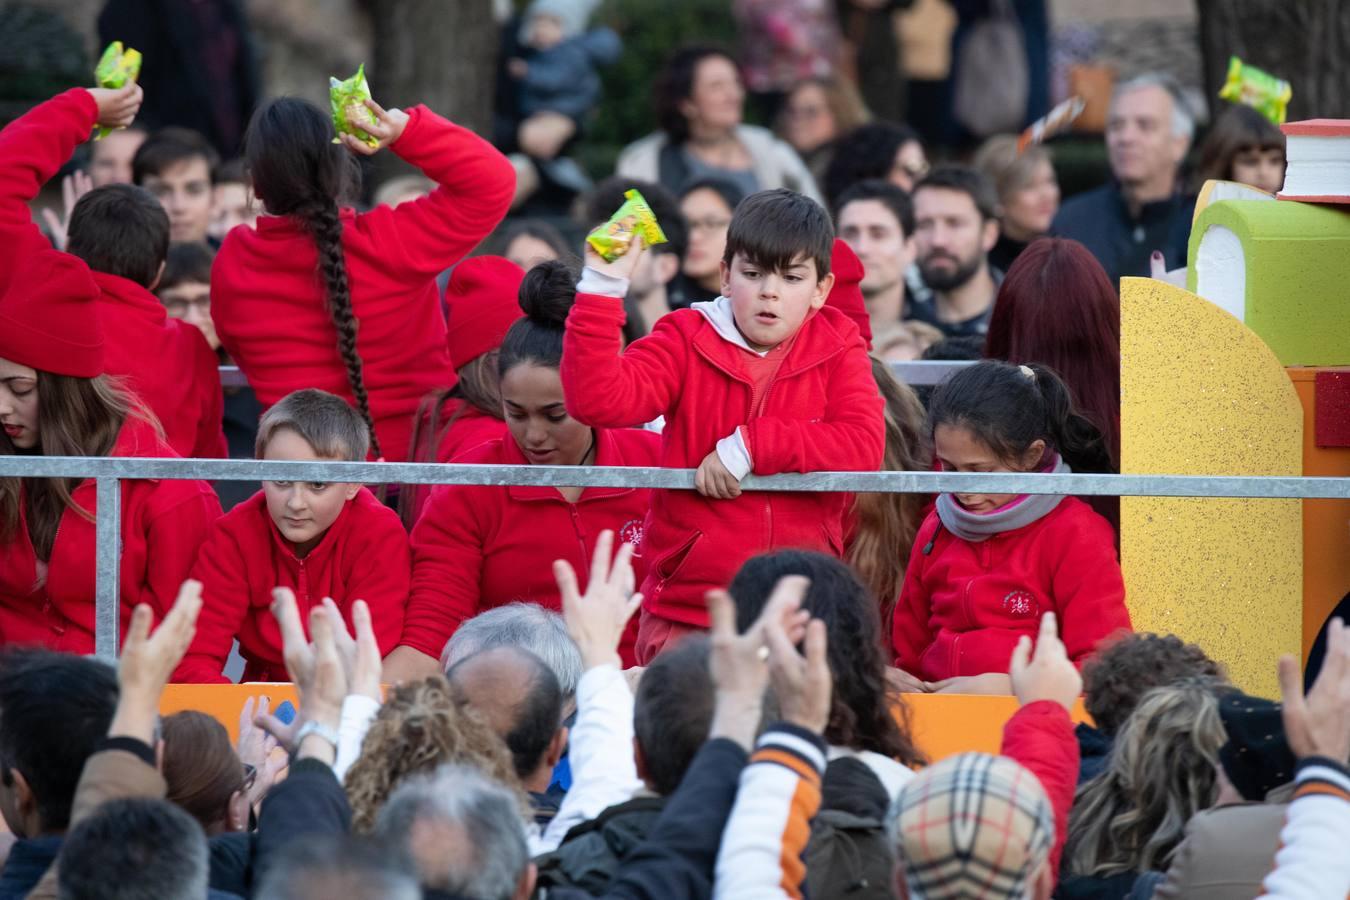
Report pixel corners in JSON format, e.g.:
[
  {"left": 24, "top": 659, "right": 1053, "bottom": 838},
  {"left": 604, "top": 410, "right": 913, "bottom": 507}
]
[
  {"left": 384, "top": 261, "right": 660, "bottom": 682},
  {"left": 615, "top": 45, "right": 821, "bottom": 202},
  {"left": 822, "top": 121, "right": 928, "bottom": 208},
  {"left": 677, "top": 176, "right": 748, "bottom": 305},
  {"left": 161, "top": 711, "right": 252, "bottom": 835},
  {"left": 1195, "top": 104, "right": 1286, "bottom": 195}
]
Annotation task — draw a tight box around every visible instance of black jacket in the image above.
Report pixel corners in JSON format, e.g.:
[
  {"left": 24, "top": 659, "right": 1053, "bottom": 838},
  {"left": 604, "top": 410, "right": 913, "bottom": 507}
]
[
  {"left": 1051, "top": 183, "right": 1195, "bottom": 286},
  {"left": 535, "top": 795, "right": 668, "bottom": 893}
]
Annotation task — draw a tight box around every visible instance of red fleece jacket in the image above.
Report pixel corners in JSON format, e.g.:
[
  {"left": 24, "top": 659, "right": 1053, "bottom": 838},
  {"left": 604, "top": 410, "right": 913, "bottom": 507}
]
[
  {"left": 1000, "top": 700, "right": 1080, "bottom": 888},
  {"left": 401, "top": 428, "right": 659, "bottom": 661},
  {"left": 561, "top": 293, "right": 884, "bottom": 627},
  {"left": 892, "top": 498, "right": 1132, "bottom": 681},
  {"left": 0, "top": 419, "right": 221, "bottom": 652},
  {"left": 211, "top": 105, "right": 515, "bottom": 461},
  {"left": 0, "top": 89, "right": 226, "bottom": 459},
  {"left": 174, "top": 488, "right": 409, "bottom": 683}
]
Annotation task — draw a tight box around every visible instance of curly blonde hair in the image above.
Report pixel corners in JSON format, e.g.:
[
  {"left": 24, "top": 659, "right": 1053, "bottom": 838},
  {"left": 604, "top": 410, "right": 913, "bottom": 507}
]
[{"left": 344, "top": 676, "right": 526, "bottom": 832}]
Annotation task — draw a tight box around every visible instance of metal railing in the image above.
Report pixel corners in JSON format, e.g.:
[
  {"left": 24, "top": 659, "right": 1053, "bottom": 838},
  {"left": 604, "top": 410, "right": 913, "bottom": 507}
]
[{"left": 2, "top": 454, "right": 1347, "bottom": 662}]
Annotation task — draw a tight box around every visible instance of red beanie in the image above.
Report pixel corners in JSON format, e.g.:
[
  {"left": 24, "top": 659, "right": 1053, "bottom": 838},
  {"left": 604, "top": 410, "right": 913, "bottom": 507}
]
[
  {"left": 826, "top": 239, "right": 872, "bottom": 350},
  {"left": 0, "top": 250, "right": 104, "bottom": 377},
  {"left": 444, "top": 256, "right": 527, "bottom": 368}
]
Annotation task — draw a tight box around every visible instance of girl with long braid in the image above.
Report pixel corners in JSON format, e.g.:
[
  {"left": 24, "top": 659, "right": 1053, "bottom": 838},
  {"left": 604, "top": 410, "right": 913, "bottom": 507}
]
[{"left": 211, "top": 93, "right": 516, "bottom": 464}]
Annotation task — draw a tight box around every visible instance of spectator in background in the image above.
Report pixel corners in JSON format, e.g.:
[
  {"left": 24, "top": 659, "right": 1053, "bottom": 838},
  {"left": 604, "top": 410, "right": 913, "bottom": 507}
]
[
  {"left": 1052, "top": 73, "right": 1195, "bottom": 285},
  {"left": 496, "top": 219, "right": 571, "bottom": 271},
  {"left": 97, "top": 0, "right": 261, "bottom": 158},
  {"left": 209, "top": 159, "right": 256, "bottom": 242},
  {"left": 440, "top": 603, "right": 584, "bottom": 716},
  {"left": 731, "top": 0, "right": 842, "bottom": 119},
  {"left": 89, "top": 125, "right": 146, "bottom": 187},
  {"left": 823, "top": 121, "right": 928, "bottom": 208},
  {"left": 834, "top": 179, "right": 916, "bottom": 337},
  {"left": 256, "top": 834, "right": 420, "bottom": 900},
  {"left": 972, "top": 135, "right": 1060, "bottom": 272},
  {"left": 55, "top": 798, "right": 211, "bottom": 900},
  {"left": 778, "top": 76, "right": 872, "bottom": 195},
  {"left": 616, "top": 45, "right": 822, "bottom": 202},
  {"left": 581, "top": 176, "right": 690, "bottom": 324},
  {"left": 678, "top": 177, "right": 746, "bottom": 306},
  {"left": 909, "top": 166, "right": 1001, "bottom": 338},
  {"left": 159, "top": 711, "right": 250, "bottom": 836},
  {"left": 133, "top": 127, "right": 218, "bottom": 244},
  {"left": 837, "top": 0, "right": 913, "bottom": 124},
  {"left": 1195, "top": 103, "right": 1287, "bottom": 195}
]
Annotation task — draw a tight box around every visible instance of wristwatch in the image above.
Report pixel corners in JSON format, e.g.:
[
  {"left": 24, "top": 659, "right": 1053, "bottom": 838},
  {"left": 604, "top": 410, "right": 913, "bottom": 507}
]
[{"left": 294, "top": 720, "right": 340, "bottom": 751}]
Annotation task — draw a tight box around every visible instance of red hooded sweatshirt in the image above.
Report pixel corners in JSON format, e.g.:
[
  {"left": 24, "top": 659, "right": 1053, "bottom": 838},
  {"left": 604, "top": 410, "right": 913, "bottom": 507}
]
[
  {"left": 561, "top": 293, "right": 884, "bottom": 628},
  {"left": 0, "top": 89, "right": 227, "bottom": 459},
  {"left": 174, "top": 487, "right": 409, "bottom": 683},
  {"left": 401, "top": 428, "right": 659, "bottom": 662},
  {"left": 211, "top": 105, "right": 515, "bottom": 462},
  {"left": 0, "top": 418, "right": 222, "bottom": 652},
  {"left": 1000, "top": 701, "right": 1080, "bottom": 889},
  {"left": 892, "top": 498, "right": 1132, "bottom": 681}
]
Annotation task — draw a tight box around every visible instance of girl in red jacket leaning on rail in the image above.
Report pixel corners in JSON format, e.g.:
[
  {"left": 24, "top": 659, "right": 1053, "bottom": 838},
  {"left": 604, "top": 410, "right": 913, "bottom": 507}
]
[
  {"left": 891, "top": 361, "right": 1132, "bottom": 694},
  {"left": 562, "top": 189, "right": 885, "bottom": 664},
  {"left": 210, "top": 92, "right": 515, "bottom": 463},
  {"left": 173, "top": 390, "right": 409, "bottom": 683},
  {"left": 384, "top": 261, "right": 659, "bottom": 681},
  {"left": 0, "top": 92, "right": 221, "bottom": 651}
]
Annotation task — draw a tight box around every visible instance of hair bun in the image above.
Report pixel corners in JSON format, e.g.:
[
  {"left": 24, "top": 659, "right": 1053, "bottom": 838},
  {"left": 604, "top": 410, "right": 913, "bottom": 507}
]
[{"left": 516, "top": 258, "right": 580, "bottom": 328}]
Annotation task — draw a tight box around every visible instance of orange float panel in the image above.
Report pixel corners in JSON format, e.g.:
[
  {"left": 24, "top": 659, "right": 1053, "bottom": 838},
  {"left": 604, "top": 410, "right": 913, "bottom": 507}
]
[{"left": 160, "top": 684, "right": 1089, "bottom": 761}]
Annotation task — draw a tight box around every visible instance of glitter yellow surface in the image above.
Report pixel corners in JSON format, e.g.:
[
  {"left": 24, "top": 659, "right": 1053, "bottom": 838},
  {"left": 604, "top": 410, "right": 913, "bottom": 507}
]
[{"left": 1121, "top": 277, "right": 1303, "bottom": 696}]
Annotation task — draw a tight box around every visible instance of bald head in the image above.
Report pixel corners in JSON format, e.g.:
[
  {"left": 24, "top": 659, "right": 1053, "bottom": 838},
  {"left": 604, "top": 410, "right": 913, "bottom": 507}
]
[{"left": 447, "top": 646, "right": 564, "bottom": 787}]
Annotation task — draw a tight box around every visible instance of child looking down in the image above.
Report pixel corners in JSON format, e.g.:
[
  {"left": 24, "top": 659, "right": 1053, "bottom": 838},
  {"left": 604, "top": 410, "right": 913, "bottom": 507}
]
[{"left": 563, "top": 188, "right": 884, "bottom": 662}]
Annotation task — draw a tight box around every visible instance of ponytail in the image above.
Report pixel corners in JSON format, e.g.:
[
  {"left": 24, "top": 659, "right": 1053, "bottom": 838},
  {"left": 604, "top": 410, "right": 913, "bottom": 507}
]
[{"left": 928, "top": 360, "right": 1111, "bottom": 473}]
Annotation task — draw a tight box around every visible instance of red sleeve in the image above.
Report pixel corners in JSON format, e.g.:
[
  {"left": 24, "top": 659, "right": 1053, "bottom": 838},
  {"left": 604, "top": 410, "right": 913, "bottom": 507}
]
[
  {"left": 400, "top": 484, "right": 490, "bottom": 658},
  {"left": 742, "top": 343, "right": 884, "bottom": 474},
  {"left": 339, "top": 509, "right": 410, "bottom": 656},
  {"left": 1000, "top": 701, "right": 1080, "bottom": 888},
  {"left": 0, "top": 89, "right": 98, "bottom": 291},
  {"left": 173, "top": 521, "right": 250, "bottom": 684},
  {"left": 189, "top": 329, "right": 228, "bottom": 459},
  {"left": 1050, "top": 511, "right": 1133, "bottom": 667},
  {"left": 137, "top": 481, "right": 222, "bottom": 636},
  {"left": 366, "top": 105, "right": 515, "bottom": 282},
  {"left": 561, "top": 292, "right": 687, "bottom": 428},
  {"left": 892, "top": 514, "right": 938, "bottom": 672}
]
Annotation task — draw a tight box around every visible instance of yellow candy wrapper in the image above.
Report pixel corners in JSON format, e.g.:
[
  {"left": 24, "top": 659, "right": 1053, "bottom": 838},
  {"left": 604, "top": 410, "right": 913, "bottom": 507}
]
[
  {"left": 93, "top": 41, "right": 142, "bottom": 140},
  {"left": 586, "top": 189, "right": 668, "bottom": 262},
  {"left": 1219, "top": 56, "right": 1291, "bottom": 125},
  {"left": 330, "top": 64, "right": 379, "bottom": 148}
]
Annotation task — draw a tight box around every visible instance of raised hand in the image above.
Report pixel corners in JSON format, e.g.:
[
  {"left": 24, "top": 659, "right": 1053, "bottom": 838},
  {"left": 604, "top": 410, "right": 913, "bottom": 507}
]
[
  {"left": 554, "top": 530, "right": 643, "bottom": 670},
  {"left": 1009, "top": 612, "right": 1082, "bottom": 711},
  {"left": 40, "top": 170, "right": 93, "bottom": 251},
  {"left": 582, "top": 234, "right": 647, "bottom": 282},
  {"left": 88, "top": 83, "right": 143, "bottom": 130},
  {"left": 112, "top": 579, "right": 204, "bottom": 742},
  {"left": 339, "top": 98, "right": 410, "bottom": 155},
  {"left": 764, "top": 608, "right": 832, "bottom": 733},
  {"left": 1280, "top": 617, "right": 1350, "bottom": 762}
]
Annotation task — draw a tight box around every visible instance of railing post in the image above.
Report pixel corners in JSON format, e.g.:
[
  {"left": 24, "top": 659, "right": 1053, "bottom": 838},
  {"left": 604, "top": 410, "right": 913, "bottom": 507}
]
[{"left": 94, "top": 477, "right": 121, "bottom": 662}]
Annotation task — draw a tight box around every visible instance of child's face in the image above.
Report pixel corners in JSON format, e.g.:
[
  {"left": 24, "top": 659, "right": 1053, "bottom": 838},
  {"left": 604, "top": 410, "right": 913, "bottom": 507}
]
[
  {"left": 90, "top": 129, "right": 145, "bottom": 188},
  {"left": 527, "top": 13, "right": 565, "bottom": 49},
  {"left": 500, "top": 362, "right": 593, "bottom": 467},
  {"left": 158, "top": 279, "right": 218, "bottom": 350},
  {"left": 721, "top": 252, "right": 834, "bottom": 352},
  {"left": 141, "top": 157, "right": 213, "bottom": 243},
  {"left": 934, "top": 423, "right": 1046, "bottom": 513},
  {"left": 0, "top": 357, "right": 39, "bottom": 450},
  {"left": 261, "top": 428, "right": 360, "bottom": 557},
  {"left": 209, "top": 182, "right": 256, "bottom": 241}
]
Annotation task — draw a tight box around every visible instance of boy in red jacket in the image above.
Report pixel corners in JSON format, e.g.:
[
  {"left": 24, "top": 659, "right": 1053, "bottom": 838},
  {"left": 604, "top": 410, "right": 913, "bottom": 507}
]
[
  {"left": 173, "top": 390, "right": 409, "bottom": 682},
  {"left": 563, "top": 188, "right": 885, "bottom": 662},
  {"left": 0, "top": 85, "right": 226, "bottom": 460}
]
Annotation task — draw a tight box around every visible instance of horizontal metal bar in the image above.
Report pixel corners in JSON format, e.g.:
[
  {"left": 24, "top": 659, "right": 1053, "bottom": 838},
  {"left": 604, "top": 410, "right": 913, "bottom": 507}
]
[
  {"left": 0, "top": 456, "right": 1345, "bottom": 499},
  {"left": 217, "top": 360, "right": 975, "bottom": 390}
]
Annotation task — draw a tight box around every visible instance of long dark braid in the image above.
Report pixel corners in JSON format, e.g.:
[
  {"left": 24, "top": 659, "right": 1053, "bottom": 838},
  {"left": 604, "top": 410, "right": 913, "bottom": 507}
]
[{"left": 244, "top": 97, "right": 382, "bottom": 459}]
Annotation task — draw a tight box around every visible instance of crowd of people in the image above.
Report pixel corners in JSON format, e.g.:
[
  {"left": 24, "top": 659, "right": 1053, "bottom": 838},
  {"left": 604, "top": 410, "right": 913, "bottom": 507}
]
[{"left": 2, "top": 1, "right": 1345, "bottom": 897}]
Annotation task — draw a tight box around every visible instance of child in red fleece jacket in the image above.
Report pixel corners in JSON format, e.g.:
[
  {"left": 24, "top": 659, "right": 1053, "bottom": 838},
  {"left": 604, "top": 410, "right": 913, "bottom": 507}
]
[
  {"left": 211, "top": 93, "right": 515, "bottom": 463},
  {"left": 174, "top": 390, "right": 409, "bottom": 683},
  {"left": 0, "top": 86, "right": 225, "bottom": 460},
  {"left": 891, "top": 361, "right": 1132, "bottom": 694},
  {"left": 562, "top": 189, "right": 885, "bottom": 663}
]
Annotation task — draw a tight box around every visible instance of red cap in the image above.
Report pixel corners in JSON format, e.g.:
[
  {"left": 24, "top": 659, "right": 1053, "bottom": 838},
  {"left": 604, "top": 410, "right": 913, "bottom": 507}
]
[
  {"left": 826, "top": 239, "right": 872, "bottom": 350},
  {"left": 0, "top": 250, "right": 104, "bottom": 377},
  {"left": 444, "top": 256, "right": 527, "bottom": 368}
]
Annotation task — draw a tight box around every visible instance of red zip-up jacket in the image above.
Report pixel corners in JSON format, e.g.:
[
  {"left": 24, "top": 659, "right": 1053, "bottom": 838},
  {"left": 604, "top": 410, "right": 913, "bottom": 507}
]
[
  {"left": 0, "top": 419, "right": 221, "bottom": 652},
  {"left": 1001, "top": 700, "right": 1079, "bottom": 889},
  {"left": 173, "top": 488, "right": 409, "bottom": 683},
  {"left": 401, "top": 428, "right": 659, "bottom": 661},
  {"left": 892, "top": 498, "right": 1132, "bottom": 681},
  {"left": 0, "top": 89, "right": 226, "bottom": 460},
  {"left": 561, "top": 293, "right": 884, "bottom": 627},
  {"left": 211, "top": 105, "right": 515, "bottom": 462}
]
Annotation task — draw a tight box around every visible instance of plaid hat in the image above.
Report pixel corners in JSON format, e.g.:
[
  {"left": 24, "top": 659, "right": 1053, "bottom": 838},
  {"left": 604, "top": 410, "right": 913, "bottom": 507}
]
[
  {"left": 1217, "top": 691, "right": 1296, "bottom": 801},
  {"left": 892, "top": 752, "right": 1055, "bottom": 900}
]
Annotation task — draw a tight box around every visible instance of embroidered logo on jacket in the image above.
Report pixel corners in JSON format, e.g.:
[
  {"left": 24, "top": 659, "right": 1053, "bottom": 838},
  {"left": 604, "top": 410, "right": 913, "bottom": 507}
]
[
  {"left": 619, "top": 519, "right": 645, "bottom": 557},
  {"left": 1002, "top": 590, "right": 1039, "bottom": 618}
]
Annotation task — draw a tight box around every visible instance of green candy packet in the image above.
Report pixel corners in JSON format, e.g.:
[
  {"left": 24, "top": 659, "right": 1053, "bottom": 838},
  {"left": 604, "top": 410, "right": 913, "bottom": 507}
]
[
  {"left": 1219, "top": 56, "right": 1292, "bottom": 126},
  {"left": 93, "top": 41, "right": 142, "bottom": 140},
  {"left": 330, "top": 64, "right": 379, "bottom": 148},
  {"left": 586, "top": 189, "right": 669, "bottom": 262}
]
